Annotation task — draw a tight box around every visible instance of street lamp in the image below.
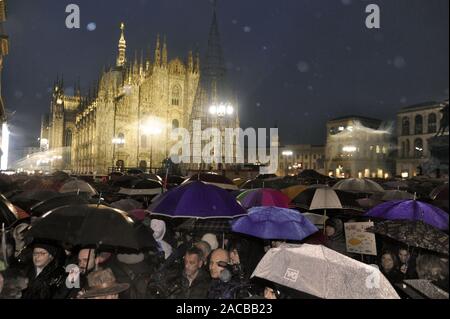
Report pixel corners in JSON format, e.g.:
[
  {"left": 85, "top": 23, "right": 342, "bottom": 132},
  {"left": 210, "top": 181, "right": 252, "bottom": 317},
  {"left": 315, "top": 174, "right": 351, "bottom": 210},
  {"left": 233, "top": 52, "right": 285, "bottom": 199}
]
[
  {"left": 112, "top": 136, "right": 125, "bottom": 171},
  {"left": 208, "top": 103, "right": 234, "bottom": 170},
  {"left": 282, "top": 150, "right": 293, "bottom": 176},
  {"left": 143, "top": 118, "right": 163, "bottom": 170}
]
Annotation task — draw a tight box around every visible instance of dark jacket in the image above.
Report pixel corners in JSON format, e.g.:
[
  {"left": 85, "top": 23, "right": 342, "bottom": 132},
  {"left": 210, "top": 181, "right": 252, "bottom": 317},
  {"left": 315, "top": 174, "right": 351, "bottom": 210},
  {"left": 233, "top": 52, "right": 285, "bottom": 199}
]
[
  {"left": 324, "top": 218, "right": 349, "bottom": 256},
  {"left": 207, "top": 278, "right": 241, "bottom": 300},
  {"left": 382, "top": 268, "right": 403, "bottom": 285},
  {"left": 21, "top": 261, "right": 65, "bottom": 299},
  {"left": 110, "top": 258, "right": 154, "bottom": 299},
  {"left": 173, "top": 269, "right": 211, "bottom": 299}
]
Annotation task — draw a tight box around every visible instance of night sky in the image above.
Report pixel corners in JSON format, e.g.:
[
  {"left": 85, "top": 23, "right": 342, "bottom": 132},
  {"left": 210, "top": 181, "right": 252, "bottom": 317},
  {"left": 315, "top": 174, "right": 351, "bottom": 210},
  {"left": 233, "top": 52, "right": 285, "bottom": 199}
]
[{"left": 3, "top": 0, "right": 449, "bottom": 162}]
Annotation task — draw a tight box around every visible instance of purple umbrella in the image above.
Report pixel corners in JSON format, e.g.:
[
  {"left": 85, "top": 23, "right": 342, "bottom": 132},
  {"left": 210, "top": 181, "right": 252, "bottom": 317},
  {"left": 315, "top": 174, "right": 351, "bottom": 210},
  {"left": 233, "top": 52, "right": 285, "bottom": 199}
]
[
  {"left": 149, "top": 181, "right": 247, "bottom": 219},
  {"left": 365, "top": 200, "right": 449, "bottom": 230},
  {"left": 231, "top": 206, "right": 319, "bottom": 241}
]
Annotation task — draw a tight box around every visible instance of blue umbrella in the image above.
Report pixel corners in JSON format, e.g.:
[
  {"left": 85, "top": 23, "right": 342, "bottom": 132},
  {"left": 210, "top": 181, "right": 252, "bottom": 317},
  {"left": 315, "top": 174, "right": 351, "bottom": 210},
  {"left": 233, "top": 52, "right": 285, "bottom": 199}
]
[
  {"left": 231, "top": 206, "right": 318, "bottom": 241},
  {"left": 149, "top": 181, "right": 247, "bottom": 219},
  {"left": 365, "top": 200, "right": 449, "bottom": 231}
]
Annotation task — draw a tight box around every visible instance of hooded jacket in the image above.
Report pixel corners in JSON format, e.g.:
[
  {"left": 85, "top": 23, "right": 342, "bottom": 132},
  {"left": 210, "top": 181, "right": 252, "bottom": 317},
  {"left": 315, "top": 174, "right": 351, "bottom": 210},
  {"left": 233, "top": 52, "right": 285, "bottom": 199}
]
[{"left": 151, "top": 220, "right": 173, "bottom": 260}]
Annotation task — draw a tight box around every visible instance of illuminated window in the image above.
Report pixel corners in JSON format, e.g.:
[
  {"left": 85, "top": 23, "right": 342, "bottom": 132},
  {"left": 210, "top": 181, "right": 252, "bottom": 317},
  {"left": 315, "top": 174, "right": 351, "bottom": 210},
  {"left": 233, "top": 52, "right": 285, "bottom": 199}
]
[{"left": 171, "top": 85, "right": 181, "bottom": 106}]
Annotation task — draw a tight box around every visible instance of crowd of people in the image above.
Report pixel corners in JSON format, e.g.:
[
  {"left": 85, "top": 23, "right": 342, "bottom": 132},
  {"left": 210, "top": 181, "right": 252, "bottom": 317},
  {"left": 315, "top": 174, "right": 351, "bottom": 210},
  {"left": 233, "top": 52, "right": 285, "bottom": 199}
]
[{"left": 0, "top": 172, "right": 448, "bottom": 299}]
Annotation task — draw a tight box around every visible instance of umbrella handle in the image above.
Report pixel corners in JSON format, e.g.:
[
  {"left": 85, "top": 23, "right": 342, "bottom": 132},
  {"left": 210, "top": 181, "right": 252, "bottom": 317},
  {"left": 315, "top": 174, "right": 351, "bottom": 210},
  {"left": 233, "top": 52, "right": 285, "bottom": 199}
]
[{"left": 1, "top": 223, "right": 8, "bottom": 269}]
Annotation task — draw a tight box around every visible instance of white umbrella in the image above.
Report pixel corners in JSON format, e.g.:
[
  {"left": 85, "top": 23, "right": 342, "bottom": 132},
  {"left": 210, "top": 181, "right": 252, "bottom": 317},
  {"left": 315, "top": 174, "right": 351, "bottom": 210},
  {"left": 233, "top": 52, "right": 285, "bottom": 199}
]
[
  {"left": 309, "top": 187, "right": 343, "bottom": 210},
  {"left": 251, "top": 244, "right": 400, "bottom": 299}
]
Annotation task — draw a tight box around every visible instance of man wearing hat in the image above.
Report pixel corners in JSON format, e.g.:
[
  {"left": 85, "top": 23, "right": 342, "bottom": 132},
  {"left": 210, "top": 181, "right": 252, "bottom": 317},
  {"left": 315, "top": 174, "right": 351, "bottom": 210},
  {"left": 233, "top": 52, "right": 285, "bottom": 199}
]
[
  {"left": 78, "top": 268, "right": 129, "bottom": 299},
  {"left": 21, "top": 243, "right": 65, "bottom": 299}
]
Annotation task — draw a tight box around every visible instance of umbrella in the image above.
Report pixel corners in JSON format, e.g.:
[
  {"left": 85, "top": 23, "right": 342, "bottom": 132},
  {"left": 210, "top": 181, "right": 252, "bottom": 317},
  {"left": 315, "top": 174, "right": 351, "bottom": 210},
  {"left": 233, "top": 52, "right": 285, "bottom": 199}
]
[
  {"left": 27, "top": 204, "right": 158, "bottom": 253},
  {"left": 398, "top": 280, "right": 449, "bottom": 299},
  {"left": 297, "top": 170, "right": 332, "bottom": 183},
  {"left": 251, "top": 244, "right": 400, "bottom": 299},
  {"left": 236, "top": 189, "right": 290, "bottom": 209},
  {"left": 430, "top": 183, "right": 448, "bottom": 201},
  {"left": 0, "top": 194, "right": 18, "bottom": 228},
  {"left": 9, "top": 190, "right": 61, "bottom": 211},
  {"left": 380, "top": 190, "right": 415, "bottom": 201},
  {"left": 183, "top": 173, "right": 238, "bottom": 191},
  {"left": 59, "top": 178, "right": 98, "bottom": 197},
  {"left": 365, "top": 200, "right": 449, "bottom": 230},
  {"left": 110, "top": 199, "right": 143, "bottom": 212},
  {"left": 149, "top": 181, "right": 247, "bottom": 219},
  {"left": 231, "top": 206, "right": 318, "bottom": 241},
  {"left": 281, "top": 185, "right": 308, "bottom": 200},
  {"left": 333, "top": 178, "right": 384, "bottom": 193},
  {"left": 302, "top": 212, "right": 329, "bottom": 229},
  {"left": 293, "top": 187, "right": 362, "bottom": 211},
  {"left": 383, "top": 180, "right": 409, "bottom": 190},
  {"left": 240, "top": 177, "right": 293, "bottom": 190},
  {"left": 367, "top": 220, "right": 449, "bottom": 255},
  {"left": 118, "top": 178, "right": 163, "bottom": 196},
  {"left": 29, "top": 194, "right": 92, "bottom": 217},
  {"left": 175, "top": 218, "right": 232, "bottom": 233}
]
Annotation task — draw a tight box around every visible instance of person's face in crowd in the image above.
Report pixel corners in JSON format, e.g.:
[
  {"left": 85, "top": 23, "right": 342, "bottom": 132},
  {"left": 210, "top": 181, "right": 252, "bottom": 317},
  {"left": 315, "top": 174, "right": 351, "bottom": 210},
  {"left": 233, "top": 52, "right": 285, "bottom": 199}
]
[
  {"left": 381, "top": 254, "right": 395, "bottom": 272},
  {"left": 194, "top": 242, "right": 210, "bottom": 262},
  {"left": 398, "top": 249, "right": 410, "bottom": 264},
  {"left": 264, "top": 287, "right": 277, "bottom": 299},
  {"left": 209, "top": 250, "right": 229, "bottom": 279},
  {"left": 230, "top": 249, "right": 240, "bottom": 265},
  {"left": 78, "top": 249, "right": 97, "bottom": 274},
  {"left": 325, "top": 225, "right": 336, "bottom": 237},
  {"left": 33, "top": 248, "right": 53, "bottom": 269},
  {"left": 184, "top": 253, "right": 203, "bottom": 279}
]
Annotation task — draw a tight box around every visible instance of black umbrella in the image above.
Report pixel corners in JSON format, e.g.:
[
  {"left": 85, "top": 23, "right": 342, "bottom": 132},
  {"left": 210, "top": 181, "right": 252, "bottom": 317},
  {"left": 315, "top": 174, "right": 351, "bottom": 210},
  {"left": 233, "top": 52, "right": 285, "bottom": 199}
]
[
  {"left": 367, "top": 220, "right": 449, "bottom": 256},
  {"left": 29, "top": 194, "right": 92, "bottom": 217},
  {"left": 175, "top": 218, "right": 232, "bottom": 233},
  {"left": 10, "top": 190, "right": 61, "bottom": 211},
  {"left": 0, "top": 194, "right": 18, "bottom": 228},
  {"left": 27, "top": 204, "right": 158, "bottom": 253}
]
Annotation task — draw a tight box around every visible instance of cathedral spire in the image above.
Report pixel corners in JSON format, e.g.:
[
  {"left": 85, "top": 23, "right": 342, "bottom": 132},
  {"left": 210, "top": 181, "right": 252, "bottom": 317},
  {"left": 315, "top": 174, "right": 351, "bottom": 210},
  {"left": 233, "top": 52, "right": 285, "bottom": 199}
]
[
  {"left": 162, "top": 35, "right": 168, "bottom": 67},
  {"left": 116, "top": 22, "right": 127, "bottom": 67},
  {"left": 154, "top": 34, "right": 161, "bottom": 66},
  {"left": 204, "top": 1, "right": 225, "bottom": 81}
]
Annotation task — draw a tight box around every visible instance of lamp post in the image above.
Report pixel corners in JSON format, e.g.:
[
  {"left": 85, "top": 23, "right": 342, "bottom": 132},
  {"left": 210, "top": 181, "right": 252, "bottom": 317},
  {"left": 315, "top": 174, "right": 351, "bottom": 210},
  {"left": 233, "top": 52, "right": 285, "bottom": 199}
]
[
  {"left": 143, "top": 118, "right": 163, "bottom": 172},
  {"left": 208, "top": 102, "right": 234, "bottom": 171},
  {"left": 112, "top": 136, "right": 125, "bottom": 171},
  {"left": 282, "top": 150, "right": 293, "bottom": 176}
]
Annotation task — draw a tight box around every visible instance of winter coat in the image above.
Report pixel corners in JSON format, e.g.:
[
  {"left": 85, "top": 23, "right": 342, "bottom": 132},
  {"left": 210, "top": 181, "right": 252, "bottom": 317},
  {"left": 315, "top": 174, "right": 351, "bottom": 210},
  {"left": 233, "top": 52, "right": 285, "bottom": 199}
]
[
  {"left": 173, "top": 269, "right": 211, "bottom": 299},
  {"left": 207, "top": 278, "right": 241, "bottom": 300},
  {"left": 21, "top": 261, "right": 65, "bottom": 299},
  {"left": 324, "top": 218, "right": 349, "bottom": 256}
]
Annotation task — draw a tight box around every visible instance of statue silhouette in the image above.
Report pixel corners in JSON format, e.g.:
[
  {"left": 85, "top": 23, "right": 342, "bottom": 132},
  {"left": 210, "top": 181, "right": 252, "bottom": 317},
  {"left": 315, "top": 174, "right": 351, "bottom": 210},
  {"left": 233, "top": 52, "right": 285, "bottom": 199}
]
[{"left": 436, "top": 102, "right": 449, "bottom": 137}]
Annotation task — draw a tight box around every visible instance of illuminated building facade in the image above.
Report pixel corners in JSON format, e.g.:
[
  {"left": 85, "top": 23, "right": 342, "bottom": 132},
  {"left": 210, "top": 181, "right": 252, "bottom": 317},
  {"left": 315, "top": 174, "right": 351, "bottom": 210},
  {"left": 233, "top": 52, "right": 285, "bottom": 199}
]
[
  {"left": 325, "top": 116, "right": 395, "bottom": 179},
  {"left": 396, "top": 101, "right": 448, "bottom": 177}
]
